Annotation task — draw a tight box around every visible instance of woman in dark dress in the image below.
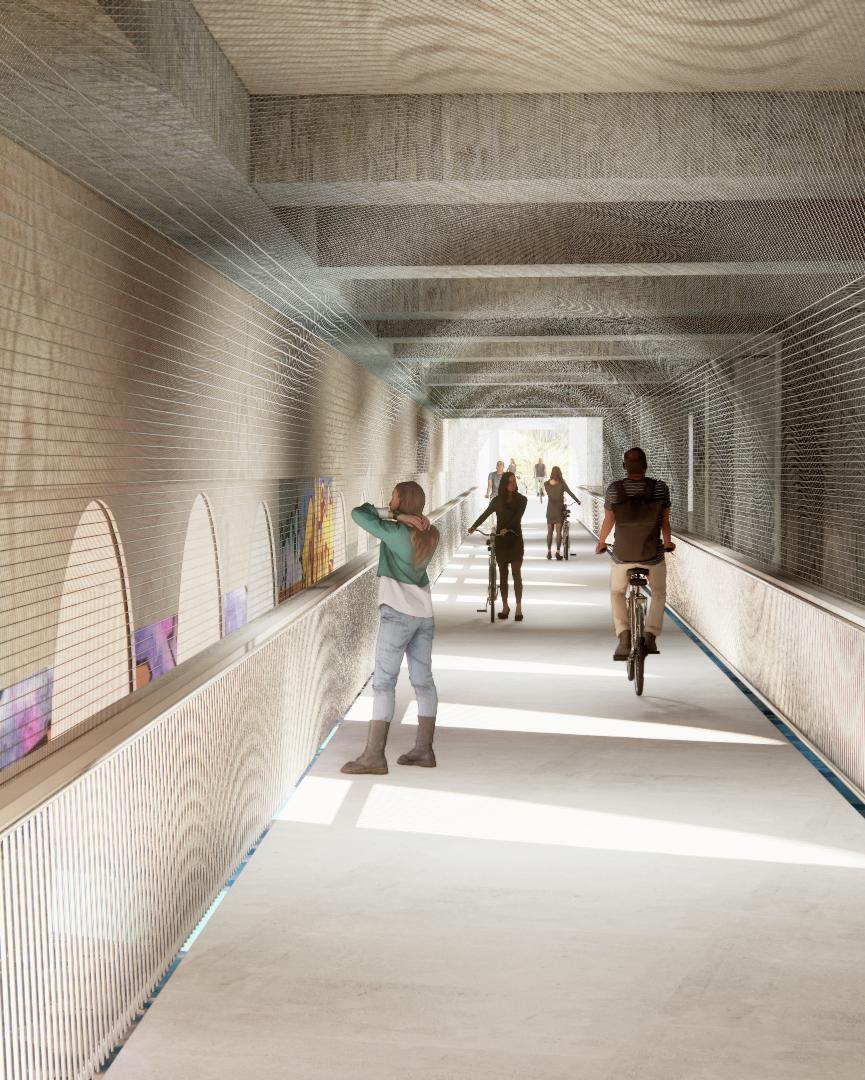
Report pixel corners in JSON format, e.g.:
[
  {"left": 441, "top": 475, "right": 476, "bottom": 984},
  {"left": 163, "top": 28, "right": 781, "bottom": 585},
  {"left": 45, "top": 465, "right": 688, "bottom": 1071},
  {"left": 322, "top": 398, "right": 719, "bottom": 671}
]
[
  {"left": 468, "top": 471, "right": 528, "bottom": 621},
  {"left": 544, "top": 465, "right": 581, "bottom": 560}
]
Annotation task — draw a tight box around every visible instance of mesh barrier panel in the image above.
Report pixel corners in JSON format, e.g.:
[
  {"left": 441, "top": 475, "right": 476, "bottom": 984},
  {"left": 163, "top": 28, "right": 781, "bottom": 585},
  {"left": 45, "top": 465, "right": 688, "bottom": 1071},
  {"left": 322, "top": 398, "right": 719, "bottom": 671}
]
[{"left": 0, "top": 14, "right": 864, "bottom": 762}]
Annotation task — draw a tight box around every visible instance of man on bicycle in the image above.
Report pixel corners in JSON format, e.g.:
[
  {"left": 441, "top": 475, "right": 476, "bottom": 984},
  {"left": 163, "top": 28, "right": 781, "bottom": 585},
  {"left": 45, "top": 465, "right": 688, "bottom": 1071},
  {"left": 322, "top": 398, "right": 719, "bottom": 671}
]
[
  {"left": 534, "top": 457, "right": 547, "bottom": 498},
  {"left": 486, "top": 460, "right": 505, "bottom": 499},
  {"left": 595, "top": 447, "right": 674, "bottom": 660}
]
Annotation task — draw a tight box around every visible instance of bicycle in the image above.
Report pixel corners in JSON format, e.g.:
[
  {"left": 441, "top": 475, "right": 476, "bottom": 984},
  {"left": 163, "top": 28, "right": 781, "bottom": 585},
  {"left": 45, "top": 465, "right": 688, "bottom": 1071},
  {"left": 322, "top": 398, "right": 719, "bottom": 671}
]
[
  {"left": 624, "top": 566, "right": 650, "bottom": 695},
  {"left": 536, "top": 477, "right": 545, "bottom": 502},
  {"left": 473, "top": 528, "right": 498, "bottom": 623},
  {"left": 597, "top": 543, "right": 675, "bottom": 695},
  {"left": 561, "top": 504, "right": 571, "bottom": 560}
]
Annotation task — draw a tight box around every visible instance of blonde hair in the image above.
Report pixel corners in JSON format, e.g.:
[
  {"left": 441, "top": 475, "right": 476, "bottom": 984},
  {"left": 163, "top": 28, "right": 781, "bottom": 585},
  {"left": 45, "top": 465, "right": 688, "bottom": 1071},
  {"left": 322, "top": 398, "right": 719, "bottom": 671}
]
[{"left": 394, "top": 481, "right": 439, "bottom": 567}]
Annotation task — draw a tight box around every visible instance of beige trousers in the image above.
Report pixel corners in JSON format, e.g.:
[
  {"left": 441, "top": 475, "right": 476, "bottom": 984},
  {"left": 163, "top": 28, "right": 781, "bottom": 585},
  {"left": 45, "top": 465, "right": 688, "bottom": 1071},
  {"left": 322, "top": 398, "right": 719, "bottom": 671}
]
[{"left": 610, "top": 559, "right": 667, "bottom": 637}]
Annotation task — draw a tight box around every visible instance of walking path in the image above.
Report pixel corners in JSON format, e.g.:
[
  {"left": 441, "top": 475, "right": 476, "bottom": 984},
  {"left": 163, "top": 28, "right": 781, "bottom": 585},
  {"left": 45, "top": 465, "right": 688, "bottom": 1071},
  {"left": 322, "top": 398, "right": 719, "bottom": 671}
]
[{"left": 109, "top": 501, "right": 865, "bottom": 1079}]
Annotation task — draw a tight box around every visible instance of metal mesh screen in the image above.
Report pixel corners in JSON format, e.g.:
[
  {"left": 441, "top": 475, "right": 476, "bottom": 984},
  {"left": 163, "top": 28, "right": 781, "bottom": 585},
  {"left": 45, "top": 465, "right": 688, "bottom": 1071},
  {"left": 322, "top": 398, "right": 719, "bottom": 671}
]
[
  {"left": 0, "top": 3, "right": 448, "bottom": 779},
  {"left": 3, "top": 0, "right": 865, "bottom": 769}
]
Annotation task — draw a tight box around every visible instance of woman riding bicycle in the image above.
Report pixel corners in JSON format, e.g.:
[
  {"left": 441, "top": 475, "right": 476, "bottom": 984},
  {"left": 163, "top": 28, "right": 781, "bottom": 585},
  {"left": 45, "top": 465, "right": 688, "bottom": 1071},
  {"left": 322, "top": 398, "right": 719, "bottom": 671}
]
[
  {"left": 544, "top": 466, "right": 581, "bottom": 560},
  {"left": 468, "top": 471, "right": 527, "bottom": 621}
]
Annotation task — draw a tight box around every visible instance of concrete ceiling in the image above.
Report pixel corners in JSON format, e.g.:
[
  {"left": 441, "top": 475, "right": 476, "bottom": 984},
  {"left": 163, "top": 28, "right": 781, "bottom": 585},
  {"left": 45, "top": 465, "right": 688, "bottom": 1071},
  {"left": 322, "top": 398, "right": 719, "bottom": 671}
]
[
  {"left": 7, "top": 0, "right": 863, "bottom": 421},
  {"left": 251, "top": 89, "right": 865, "bottom": 414},
  {"left": 190, "top": 1, "right": 865, "bottom": 95}
]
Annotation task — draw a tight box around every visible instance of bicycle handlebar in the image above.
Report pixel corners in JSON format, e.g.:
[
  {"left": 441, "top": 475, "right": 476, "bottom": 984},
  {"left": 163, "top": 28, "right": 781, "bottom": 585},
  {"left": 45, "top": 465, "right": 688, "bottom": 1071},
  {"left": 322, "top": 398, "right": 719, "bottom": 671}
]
[{"left": 595, "top": 543, "right": 676, "bottom": 555}]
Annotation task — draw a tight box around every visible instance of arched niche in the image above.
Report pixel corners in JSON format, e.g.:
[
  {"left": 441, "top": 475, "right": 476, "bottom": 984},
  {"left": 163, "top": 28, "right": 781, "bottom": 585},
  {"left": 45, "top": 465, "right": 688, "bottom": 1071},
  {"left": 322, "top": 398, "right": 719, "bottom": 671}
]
[
  {"left": 176, "top": 494, "right": 222, "bottom": 665},
  {"left": 52, "top": 501, "right": 133, "bottom": 739},
  {"left": 247, "top": 502, "right": 276, "bottom": 621}
]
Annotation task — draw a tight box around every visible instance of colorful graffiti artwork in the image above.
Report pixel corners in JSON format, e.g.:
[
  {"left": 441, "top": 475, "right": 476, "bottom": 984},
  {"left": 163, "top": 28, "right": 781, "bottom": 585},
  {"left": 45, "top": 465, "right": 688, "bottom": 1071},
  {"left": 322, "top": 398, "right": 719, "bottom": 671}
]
[
  {"left": 278, "top": 478, "right": 309, "bottom": 601},
  {"left": 0, "top": 668, "right": 52, "bottom": 770},
  {"left": 303, "top": 477, "right": 335, "bottom": 585},
  {"left": 134, "top": 616, "right": 178, "bottom": 689},
  {"left": 223, "top": 586, "right": 248, "bottom": 635},
  {"left": 278, "top": 477, "right": 335, "bottom": 599}
]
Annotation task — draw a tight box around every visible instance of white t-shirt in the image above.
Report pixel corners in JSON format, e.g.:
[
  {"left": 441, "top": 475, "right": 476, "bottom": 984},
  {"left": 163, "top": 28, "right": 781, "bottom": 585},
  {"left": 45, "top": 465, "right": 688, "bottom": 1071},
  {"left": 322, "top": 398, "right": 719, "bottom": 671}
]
[{"left": 378, "top": 576, "right": 434, "bottom": 619}]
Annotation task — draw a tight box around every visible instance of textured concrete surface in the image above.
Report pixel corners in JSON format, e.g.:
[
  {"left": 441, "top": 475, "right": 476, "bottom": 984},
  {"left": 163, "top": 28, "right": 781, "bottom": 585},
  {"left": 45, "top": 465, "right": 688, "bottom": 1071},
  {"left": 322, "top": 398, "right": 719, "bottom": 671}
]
[
  {"left": 107, "top": 507, "right": 865, "bottom": 1079},
  {"left": 198, "top": 8, "right": 865, "bottom": 96}
]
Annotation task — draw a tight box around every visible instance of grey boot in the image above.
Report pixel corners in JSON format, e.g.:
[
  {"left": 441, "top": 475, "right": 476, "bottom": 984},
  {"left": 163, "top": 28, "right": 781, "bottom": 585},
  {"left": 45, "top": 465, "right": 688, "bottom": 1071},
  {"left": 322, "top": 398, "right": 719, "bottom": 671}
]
[
  {"left": 341, "top": 720, "right": 390, "bottom": 774},
  {"left": 613, "top": 630, "right": 631, "bottom": 660},
  {"left": 398, "top": 716, "right": 437, "bottom": 768}
]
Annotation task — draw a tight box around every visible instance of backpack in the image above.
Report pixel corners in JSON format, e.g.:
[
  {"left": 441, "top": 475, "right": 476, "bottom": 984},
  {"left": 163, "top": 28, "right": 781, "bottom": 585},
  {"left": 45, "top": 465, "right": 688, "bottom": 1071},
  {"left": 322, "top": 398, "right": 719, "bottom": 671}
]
[{"left": 612, "top": 479, "right": 661, "bottom": 562}]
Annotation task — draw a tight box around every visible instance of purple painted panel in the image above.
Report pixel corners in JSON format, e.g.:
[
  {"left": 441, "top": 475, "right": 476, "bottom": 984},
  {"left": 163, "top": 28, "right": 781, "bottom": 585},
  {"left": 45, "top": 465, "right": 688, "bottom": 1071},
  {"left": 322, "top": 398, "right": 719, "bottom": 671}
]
[
  {"left": 0, "top": 668, "right": 52, "bottom": 769},
  {"left": 135, "top": 616, "right": 177, "bottom": 689},
  {"left": 223, "top": 587, "right": 248, "bottom": 636}
]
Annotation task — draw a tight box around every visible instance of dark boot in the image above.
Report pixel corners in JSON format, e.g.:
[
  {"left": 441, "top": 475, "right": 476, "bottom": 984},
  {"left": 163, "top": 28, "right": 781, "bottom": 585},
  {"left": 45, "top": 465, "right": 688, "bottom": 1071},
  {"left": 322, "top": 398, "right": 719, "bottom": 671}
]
[
  {"left": 398, "top": 716, "right": 437, "bottom": 768},
  {"left": 645, "top": 633, "right": 660, "bottom": 654},
  {"left": 613, "top": 630, "right": 631, "bottom": 660},
  {"left": 341, "top": 720, "right": 389, "bottom": 774}
]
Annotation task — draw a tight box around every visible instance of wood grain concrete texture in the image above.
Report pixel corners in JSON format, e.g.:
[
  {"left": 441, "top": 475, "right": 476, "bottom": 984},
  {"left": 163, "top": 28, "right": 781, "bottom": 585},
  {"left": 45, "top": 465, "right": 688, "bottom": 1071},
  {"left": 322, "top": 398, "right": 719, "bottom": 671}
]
[
  {"left": 100, "top": 0, "right": 252, "bottom": 176},
  {"left": 106, "top": 507, "right": 865, "bottom": 1080},
  {"left": 250, "top": 93, "right": 865, "bottom": 187},
  {"left": 196, "top": 2, "right": 865, "bottom": 96},
  {"left": 0, "top": 128, "right": 443, "bottom": 738}
]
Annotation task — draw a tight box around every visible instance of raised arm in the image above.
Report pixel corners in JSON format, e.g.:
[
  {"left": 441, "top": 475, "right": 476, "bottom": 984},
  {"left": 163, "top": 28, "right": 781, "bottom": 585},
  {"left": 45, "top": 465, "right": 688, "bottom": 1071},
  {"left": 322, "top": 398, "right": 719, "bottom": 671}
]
[
  {"left": 468, "top": 499, "right": 497, "bottom": 533},
  {"left": 352, "top": 502, "right": 401, "bottom": 545}
]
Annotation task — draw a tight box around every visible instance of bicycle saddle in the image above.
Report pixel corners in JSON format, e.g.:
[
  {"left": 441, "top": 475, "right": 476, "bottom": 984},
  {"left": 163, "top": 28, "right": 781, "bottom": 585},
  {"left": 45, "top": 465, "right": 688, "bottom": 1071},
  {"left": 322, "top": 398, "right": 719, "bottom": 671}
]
[{"left": 628, "top": 567, "right": 650, "bottom": 581}]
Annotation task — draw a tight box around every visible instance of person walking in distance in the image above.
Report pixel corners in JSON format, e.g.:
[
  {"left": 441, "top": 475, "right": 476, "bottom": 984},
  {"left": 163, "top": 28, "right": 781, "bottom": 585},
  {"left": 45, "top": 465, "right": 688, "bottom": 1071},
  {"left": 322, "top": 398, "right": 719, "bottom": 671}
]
[
  {"left": 486, "top": 460, "right": 505, "bottom": 499},
  {"left": 534, "top": 457, "right": 547, "bottom": 499},
  {"left": 544, "top": 466, "right": 581, "bottom": 559},
  {"left": 342, "top": 482, "right": 440, "bottom": 774},
  {"left": 595, "top": 448, "right": 675, "bottom": 659},
  {"left": 468, "top": 471, "right": 528, "bottom": 621}
]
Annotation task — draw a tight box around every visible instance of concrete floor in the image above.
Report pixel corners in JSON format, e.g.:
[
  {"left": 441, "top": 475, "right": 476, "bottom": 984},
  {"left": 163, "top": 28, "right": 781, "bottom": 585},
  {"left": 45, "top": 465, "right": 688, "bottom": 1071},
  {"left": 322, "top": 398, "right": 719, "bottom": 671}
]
[{"left": 109, "top": 504, "right": 865, "bottom": 1079}]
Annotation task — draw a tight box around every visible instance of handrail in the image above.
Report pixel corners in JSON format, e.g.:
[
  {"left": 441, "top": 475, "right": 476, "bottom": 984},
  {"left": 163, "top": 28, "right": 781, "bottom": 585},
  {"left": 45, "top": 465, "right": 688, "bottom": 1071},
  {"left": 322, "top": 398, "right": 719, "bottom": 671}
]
[{"left": 0, "top": 488, "right": 476, "bottom": 835}]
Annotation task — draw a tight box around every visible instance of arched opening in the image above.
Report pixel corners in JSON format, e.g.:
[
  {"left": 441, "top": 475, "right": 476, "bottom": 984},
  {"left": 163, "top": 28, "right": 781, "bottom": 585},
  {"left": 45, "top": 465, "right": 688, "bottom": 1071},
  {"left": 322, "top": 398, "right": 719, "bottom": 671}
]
[
  {"left": 176, "top": 494, "right": 222, "bottom": 665},
  {"left": 248, "top": 502, "right": 276, "bottom": 621},
  {"left": 51, "top": 501, "right": 133, "bottom": 739}
]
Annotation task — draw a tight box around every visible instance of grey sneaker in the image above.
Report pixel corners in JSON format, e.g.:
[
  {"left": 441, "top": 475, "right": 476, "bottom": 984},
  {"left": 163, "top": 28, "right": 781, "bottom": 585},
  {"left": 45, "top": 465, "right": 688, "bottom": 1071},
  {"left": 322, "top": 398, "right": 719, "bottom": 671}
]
[
  {"left": 645, "top": 633, "right": 659, "bottom": 654},
  {"left": 613, "top": 631, "right": 631, "bottom": 660}
]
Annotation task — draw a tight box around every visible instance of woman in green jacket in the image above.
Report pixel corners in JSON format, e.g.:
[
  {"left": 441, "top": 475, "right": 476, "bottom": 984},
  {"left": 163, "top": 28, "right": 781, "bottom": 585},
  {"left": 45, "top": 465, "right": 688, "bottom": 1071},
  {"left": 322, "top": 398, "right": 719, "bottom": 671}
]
[{"left": 342, "top": 481, "right": 441, "bottom": 775}]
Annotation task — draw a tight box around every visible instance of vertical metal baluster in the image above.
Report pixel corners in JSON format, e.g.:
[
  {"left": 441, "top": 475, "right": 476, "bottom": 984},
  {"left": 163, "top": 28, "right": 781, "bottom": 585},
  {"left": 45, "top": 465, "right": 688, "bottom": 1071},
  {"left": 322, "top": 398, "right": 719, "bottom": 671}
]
[
  {"left": 9, "top": 830, "right": 31, "bottom": 1080},
  {"left": 1, "top": 835, "right": 20, "bottom": 1080},
  {"left": 35, "top": 812, "right": 61, "bottom": 1080},
  {"left": 20, "top": 819, "right": 47, "bottom": 1079}
]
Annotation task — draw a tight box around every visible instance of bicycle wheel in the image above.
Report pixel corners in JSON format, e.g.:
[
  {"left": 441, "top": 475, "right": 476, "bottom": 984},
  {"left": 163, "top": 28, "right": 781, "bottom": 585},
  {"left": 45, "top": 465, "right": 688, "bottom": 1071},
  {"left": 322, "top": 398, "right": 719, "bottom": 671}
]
[
  {"left": 488, "top": 555, "right": 496, "bottom": 624},
  {"left": 562, "top": 520, "right": 570, "bottom": 560},
  {"left": 626, "top": 590, "right": 637, "bottom": 680},
  {"left": 634, "top": 604, "right": 646, "bottom": 696}
]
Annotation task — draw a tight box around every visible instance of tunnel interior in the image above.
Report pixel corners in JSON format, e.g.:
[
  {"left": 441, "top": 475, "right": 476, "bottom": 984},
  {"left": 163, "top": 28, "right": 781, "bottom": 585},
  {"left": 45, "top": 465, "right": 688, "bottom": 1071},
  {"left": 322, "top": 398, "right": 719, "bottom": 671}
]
[{"left": 2, "top": 4, "right": 865, "bottom": 1079}]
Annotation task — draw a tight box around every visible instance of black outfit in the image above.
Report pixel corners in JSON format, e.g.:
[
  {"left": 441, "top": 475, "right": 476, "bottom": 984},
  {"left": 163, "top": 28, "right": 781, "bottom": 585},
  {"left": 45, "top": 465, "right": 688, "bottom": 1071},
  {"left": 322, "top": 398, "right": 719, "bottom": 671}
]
[
  {"left": 471, "top": 492, "right": 527, "bottom": 561},
  {"left": 471, "top": 492, "right": 528, "bottom": 609}
]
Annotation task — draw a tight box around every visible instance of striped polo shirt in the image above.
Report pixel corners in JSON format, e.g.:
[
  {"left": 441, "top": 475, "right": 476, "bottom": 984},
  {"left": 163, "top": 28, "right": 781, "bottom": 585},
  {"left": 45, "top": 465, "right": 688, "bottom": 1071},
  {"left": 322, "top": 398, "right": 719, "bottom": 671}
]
[{"left": 604, "top": 477, "right": 671, "bottom": 564}]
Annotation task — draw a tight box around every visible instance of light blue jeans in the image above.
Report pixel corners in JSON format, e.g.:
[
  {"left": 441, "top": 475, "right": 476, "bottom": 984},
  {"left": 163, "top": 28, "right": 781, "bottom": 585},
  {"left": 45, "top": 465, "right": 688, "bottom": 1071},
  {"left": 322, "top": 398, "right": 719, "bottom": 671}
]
[{"left": 372, "top": 605, "right": 438, "bottom": 723}]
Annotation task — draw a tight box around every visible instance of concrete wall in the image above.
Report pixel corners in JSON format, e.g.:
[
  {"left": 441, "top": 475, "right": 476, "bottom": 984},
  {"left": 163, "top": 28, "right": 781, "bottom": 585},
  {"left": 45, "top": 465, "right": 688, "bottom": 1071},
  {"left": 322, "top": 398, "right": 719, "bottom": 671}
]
[{"left": 0, "top": 131, "right": 444, "bottom": 775}]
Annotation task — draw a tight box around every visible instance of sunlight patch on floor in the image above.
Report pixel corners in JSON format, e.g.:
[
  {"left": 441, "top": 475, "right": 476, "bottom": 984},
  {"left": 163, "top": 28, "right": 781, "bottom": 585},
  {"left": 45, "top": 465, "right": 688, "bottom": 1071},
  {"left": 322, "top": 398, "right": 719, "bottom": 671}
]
[
  {"left": 356, "top": 786, "right": 865, "bottom": 868},
  {"left": 433, "top": 653, "right": 652, "bottom": 679},
  {"left": 275, "top": 777, "right": 353, "bottom": 825},
  {"left": 397, "top": 700, "right": 783, "bottom": 744}
]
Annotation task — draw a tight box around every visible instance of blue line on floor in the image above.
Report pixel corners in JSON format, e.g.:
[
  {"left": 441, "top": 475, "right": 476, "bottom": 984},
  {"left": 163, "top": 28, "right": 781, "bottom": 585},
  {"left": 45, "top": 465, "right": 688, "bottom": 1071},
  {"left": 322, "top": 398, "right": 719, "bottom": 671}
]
[{"left": 665, "top": 607, "right": 865, "bottom": 817}]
